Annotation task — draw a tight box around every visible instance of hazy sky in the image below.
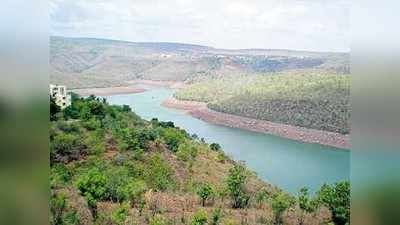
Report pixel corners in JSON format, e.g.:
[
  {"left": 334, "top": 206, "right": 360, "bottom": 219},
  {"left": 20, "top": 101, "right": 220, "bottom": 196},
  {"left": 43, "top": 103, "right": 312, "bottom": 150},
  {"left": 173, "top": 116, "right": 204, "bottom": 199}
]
[{"left": 50, "top": 0, "right": 349, "bottom": 52}]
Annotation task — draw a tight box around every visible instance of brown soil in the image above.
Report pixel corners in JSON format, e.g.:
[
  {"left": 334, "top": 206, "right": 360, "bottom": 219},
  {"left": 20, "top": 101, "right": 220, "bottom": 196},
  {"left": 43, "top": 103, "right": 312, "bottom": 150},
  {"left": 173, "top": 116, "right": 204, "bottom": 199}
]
[
  {"left": 127, "top": 79, "right": 186, "bottom": 89},
  {"left": 162, "top": 97, "right": 350, "bottom": 150},
  {"left": 72, "top": 86, "right": 146, "bottom": 96}
]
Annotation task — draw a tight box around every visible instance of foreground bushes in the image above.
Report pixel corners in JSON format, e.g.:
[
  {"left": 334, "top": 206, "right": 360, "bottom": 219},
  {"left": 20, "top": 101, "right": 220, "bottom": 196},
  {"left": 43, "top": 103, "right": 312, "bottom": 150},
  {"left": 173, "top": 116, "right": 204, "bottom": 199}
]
[{"left": 50, "top": 93, "right": 350, "bottom": 225}]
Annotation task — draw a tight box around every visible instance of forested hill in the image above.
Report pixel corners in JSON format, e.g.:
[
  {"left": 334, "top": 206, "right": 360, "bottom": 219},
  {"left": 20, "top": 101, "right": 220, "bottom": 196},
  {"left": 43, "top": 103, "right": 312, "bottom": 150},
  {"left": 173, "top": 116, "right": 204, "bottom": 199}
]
[
  {"left": 50, "top": 36, "right": 349, "bottom": 88},
  {"left": 175, "top": 73, "right": 350, "bottom": 134},
  {"left": 50, "top": 94, "right": 350, "bottom": 225}
]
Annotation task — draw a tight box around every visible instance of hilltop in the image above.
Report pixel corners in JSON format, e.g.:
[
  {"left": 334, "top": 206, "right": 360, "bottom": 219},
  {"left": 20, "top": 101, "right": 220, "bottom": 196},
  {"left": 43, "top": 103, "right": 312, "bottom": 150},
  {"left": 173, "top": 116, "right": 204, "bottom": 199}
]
[{"left": 50, "top": 36, "right": 349, "bottom": 88}]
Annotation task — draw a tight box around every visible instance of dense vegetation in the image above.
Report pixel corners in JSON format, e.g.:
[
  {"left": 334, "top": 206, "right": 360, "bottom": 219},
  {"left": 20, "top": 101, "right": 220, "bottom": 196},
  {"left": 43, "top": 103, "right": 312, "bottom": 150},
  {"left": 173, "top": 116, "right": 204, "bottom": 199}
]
[
  {"left": 50, "top": 93, "right": 349, "bottom": 225},
  {"left": 175, "top": 73, "right": 350, "bottom": 134}
]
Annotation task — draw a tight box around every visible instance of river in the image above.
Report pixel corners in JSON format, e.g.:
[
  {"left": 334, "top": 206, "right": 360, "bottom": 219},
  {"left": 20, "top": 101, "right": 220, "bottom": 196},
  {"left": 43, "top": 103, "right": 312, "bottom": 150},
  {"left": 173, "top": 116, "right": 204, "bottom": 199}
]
[{"left": 105, "top": 86, "right": 350, "bottom": 194}]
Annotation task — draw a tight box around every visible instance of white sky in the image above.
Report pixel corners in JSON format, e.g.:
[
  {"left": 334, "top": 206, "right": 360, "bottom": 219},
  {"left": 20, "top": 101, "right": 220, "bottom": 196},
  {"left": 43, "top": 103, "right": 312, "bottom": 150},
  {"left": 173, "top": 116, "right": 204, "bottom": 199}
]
[{"left": 50, "top": 0, "right": 349, "bottom": 52}]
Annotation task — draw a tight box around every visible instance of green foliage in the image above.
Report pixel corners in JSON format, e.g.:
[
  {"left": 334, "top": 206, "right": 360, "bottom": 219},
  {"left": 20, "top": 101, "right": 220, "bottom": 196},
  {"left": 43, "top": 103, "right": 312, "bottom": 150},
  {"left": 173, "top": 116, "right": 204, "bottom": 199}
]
[
  {"left": 226, "top": 164, "right": 250, "bottom": 208},
  {"left": 149, "top": 215, "right": 166, "bottom": 225},
  {"left": 51, "top": 133, "right": 85, "bottom": 163},
  {"left": 197, "top": 183, "right": 214, "bottom": 206},
  {"left": 177, "top": 142, "right": 198, "bottom": 161},
  {"left": 255, "top": 188, "right": 269, "bottom": 206},
  {"left": 111, "top": 202, "right": 130, "bottom": 225},
  {"left": 145, "top": 153, "right": 174, "bottom": 191},
  {"left": 211, "top": 207, "right": 223, "bottom": 225},
  {"left": 122, "top": 180, "right": 147, "bottom": 205},
  {"left": 63, "top": 105, "right": 80, "bottom": 120},
  {"left": 216, "top": 152, "right": 227, "bottom": 163},
  {"left": 271, "top": 192, "right": 295, "bottom": 225},
  {"left": 50, "top": 164, "right": 71, "bottom": 188},
  {"left": 76, "top": 168, "right": 108, "bottom": 201},
  {"left": 104, "top": 167, "right": 132, "bottom": 202},
  {"left": 298, "top": 187, "right": 316, "bottom": 213},
  {"left": 50, "top": 95, "right": 61, "bottom": 121},
  {"left": 82, "top": 118, "right": 101, "bottom": 130},
  {"left": 162, "top": 128, "right": 186, "bottom": 152},
  {"left": 191, "top": 209, "right": 208, "bottom": 225},
  {"left": 210, "top": 143, "right": 222, "bottom": 151},
  {"left": 176, "top": 73, "right": 350, "bottom": 134},
  {"left": 316, "top": 181, "right": 350, "bottom": 225},
  {"left": 56, "top": 121, "right": 80, "bottom": 133},
  {"left": 50, "top": 192, "right": 66, "bottom": 225}
]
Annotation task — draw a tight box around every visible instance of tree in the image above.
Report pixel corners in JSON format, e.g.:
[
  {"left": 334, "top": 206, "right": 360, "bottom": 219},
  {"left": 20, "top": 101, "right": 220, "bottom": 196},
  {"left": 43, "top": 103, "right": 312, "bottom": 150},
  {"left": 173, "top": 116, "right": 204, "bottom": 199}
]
[
  {"left": 122, "top": 104, "right": 131, "bottom": 112},
  {"left": 162, "top": 128, "right": 186, "bottom": 152},
  {"left": 226, "top": 163, "right": 250, "bottom": 208},
  {"left": 76, "top": 168, "right": 108, "bottom": 218},
  {"left": 271, "top": 192, "right": 295, "bottom": 225},
  {"left": 50, "top": 95, "right": 61, "bottom": 121},
  {"left": 197, "top": 183, "right": 213, "bottom": 206},
  {"left": 316, "top": 181, "right": 350, "bottom": 225},
  {"left": 210, "top": 143, "right": 221, "bottom": 151},
  {"left": 191, "top": 209, "right": 208, "bottom": 225},
  {"left": 298, "top": 187, "right": 316, "bottom": 225}
]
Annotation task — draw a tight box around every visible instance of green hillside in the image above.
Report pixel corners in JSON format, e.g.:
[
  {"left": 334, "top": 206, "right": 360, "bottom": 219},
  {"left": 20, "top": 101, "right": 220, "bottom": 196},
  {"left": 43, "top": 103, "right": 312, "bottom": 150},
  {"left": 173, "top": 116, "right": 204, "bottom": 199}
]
[
  {"left": 50, "top": 36, "right": 349, "bottom": 88},
  {"left": 175, "top": 72, "right": 350, "bottom": 134},
  {"left": 50, "top": 94, "right": 349, "bottom": 225}
]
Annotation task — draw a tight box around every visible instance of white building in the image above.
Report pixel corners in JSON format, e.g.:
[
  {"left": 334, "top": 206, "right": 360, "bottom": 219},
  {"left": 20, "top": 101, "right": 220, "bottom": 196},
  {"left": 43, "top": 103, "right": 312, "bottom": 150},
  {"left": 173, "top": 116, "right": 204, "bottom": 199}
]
[{"left": 50, "top": 84, "right": 71, "bottom": 109}]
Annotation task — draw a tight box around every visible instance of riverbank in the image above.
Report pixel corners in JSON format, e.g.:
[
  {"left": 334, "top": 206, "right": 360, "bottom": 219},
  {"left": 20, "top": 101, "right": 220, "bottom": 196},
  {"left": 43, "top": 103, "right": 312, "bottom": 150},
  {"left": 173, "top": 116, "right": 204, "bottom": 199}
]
[
  {"left": 71, "top": 86, "right": 147, "bottom": 96},
  {"left": 162, "top": 97, "right": 350, "bottom": 150},
  {"left": 126, "top": 79, "right": 186, "bottom": 89},
  {"left": 71, "top": 79, "right": 185, "bottom": 96}
]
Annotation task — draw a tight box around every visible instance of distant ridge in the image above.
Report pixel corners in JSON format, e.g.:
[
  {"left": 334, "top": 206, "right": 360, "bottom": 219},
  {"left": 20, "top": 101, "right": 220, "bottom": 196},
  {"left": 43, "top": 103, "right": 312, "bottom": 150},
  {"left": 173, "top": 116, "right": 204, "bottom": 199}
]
[
  {"left": 50, "top": 36, "right": 350, "bottom": 88},
  {"left": 51, "top": 36, "right": 348, "bottom": 54}
]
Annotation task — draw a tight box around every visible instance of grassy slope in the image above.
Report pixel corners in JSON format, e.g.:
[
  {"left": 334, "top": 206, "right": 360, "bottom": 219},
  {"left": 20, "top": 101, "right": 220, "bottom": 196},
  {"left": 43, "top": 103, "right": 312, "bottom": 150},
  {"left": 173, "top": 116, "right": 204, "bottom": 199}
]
[
  {"left": 50, "top": 95, "right": 336, "bottom": 225},
  {"left": 50, "top": 36, "right": 349, "bottom": 88},
  {"left": 175, "top": 72, "right": 350, "bottom": 134}
]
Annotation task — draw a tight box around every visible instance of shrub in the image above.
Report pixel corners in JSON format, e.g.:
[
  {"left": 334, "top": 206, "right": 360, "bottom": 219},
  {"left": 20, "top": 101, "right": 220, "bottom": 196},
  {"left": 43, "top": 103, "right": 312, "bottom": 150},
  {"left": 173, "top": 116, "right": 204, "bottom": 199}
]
[
  {"left": 149, "top": 215, "right": 166, "bottom": 225},
  {"left": 210, "top": 143, "right": 221, "bottom": 151},
  {"left": 50, "top": 164, "right": 71, "bottom": 188},
  {"left": 50, "top": 192, "right": 66, "bottom": 225},
  {"left": 211, "top": 208, "right": 223, "bottom": 225},
  {"left": 145, "top": 154, "right": 174, "bottom": 191},
  {"left": 197, "top": 183, "right": 214, "bottom": 206},
  {"left": 177, "top": 142, "right": 198, "bottom": 161},
  {"left": 316, "top": 181, "right": 350, "bottom": 225},
  {"left": 56, "top": 121, "right": 80, "bottom": 133},
  {"left": 191, "top": 209, "right": 208, "bottom": 225},
  {"left": 227, "top": 164, "right": 250, "bottom": 208},
  {"left": 162, "top": 128, "right": 186, "bottom": 152},
  {"left": 76, "top": 168, "right": 108, "bottom": 200},
  {"left": 111, "top": 203, "right": 130, "bottom": 225},
  {"left": 217, "top": 152, "right": 226, "bottom": 163},
  {"left": 104, "top": 167, "right": 131, "bottom": 202},
  {"left": 63, "top": 105, "right": 80, "bottom": 119},
  {"left": 298, "top": 187, "right": 317, "bottom": 225},
  {"left": 124, "top": 180, "right": 147, "bottom": 205},
  {"left": 271, "top": 192, "right": 295, "bottom": 225},
  {"left": 82, "top": 118, "right": 101, "bottom": 131},
  {"left": 51, "top": 133, "right": 84, "bottom": 163},
  {"left": 255, "top": 187, "right": 269, "bottom": 207},
  {"left": 84, "top": 130, "right": 105, "bottom": 155},
  {"left": 50, "top": 95, "right": 61, "bottom": 121}
]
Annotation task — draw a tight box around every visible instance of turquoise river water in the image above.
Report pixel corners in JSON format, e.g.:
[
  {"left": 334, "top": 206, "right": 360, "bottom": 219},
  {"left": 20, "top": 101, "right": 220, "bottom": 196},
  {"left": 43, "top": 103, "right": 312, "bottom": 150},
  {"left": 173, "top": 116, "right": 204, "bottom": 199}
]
[{"left": 105, "top": 86, "right": 350, "bottom": 194}]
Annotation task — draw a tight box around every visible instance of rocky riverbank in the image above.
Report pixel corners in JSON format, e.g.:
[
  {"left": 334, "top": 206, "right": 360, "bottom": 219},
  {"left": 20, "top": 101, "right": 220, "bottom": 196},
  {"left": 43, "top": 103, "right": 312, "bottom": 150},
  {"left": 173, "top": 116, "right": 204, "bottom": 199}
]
[
  {"left": 71, "top": 86, "right": 147, "bottom": 96},
  {"left": 162, "top": 97, "right": 350, "bottom": 150}
]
